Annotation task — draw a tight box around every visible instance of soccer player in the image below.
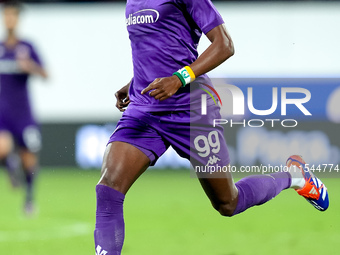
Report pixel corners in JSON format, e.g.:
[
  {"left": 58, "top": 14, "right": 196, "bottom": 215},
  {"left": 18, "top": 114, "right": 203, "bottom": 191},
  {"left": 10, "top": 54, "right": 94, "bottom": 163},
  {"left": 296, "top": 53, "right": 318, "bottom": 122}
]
[
  {"left": 94, "top": 1, "right": 329, "bottom": 254},
  {"left": 0, "top": 1, "right": 47, "bottom": 214}
]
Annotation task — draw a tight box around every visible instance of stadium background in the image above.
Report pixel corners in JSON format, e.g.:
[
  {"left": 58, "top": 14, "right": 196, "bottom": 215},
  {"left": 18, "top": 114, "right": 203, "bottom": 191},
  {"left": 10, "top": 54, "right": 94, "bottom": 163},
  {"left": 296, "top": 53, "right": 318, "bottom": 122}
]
[{"left": 0, "top": 1, "right": 339, "bottom": 254}]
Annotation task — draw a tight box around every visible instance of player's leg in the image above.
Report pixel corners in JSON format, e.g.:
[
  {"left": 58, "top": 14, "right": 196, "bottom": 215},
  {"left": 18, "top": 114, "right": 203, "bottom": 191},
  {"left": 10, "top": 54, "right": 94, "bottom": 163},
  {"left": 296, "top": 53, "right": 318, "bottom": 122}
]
[
  {"left": 162, "top": 106, "right": 292, "bottom": 216},
  {"left": 191, "top": 118, "right": 291, "bottom": 215},
  {"left": 194, "top": 119, "right": 328, "bottom": 214},
  {"left": 200, "top": 155, "right": 330, "bottom": 216},
  {"left": 198, "top": 168, "right": 291, "bottom": 216},
  {"left": 94, "top": 141, "right": 150, "bottom": 255},
  {"left": 20, "top": 148, "right": 38, "bottom": 213},
  {"left": 193, "top": 129, "right": 291, "bottom": 216},
  {"left": 194, "top": 126, "right": 328, "bottom": 215},
  {"left": 17, "top": 125, "right": 42, "bottom": 214},
  {"left": 94, "top": 108, "right": 169, "bottom": 254},
  {"left": 0, "top": 131, "right": 13, "bottom": 159},
  {"left": 0, "top": 131, "right": 20, "bottom": 187}
]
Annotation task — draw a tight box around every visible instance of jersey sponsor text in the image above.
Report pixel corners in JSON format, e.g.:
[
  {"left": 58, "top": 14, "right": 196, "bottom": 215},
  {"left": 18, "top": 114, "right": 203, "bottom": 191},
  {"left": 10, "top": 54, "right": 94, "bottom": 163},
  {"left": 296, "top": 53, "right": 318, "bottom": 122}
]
[{"left": 126, "top": 9, "right": 159, "bottom": 26}]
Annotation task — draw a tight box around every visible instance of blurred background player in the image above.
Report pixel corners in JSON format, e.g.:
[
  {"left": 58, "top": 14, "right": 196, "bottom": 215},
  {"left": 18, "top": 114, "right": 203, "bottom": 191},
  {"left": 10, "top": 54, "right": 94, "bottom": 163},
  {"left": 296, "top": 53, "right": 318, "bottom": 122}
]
[{"left": 0, "top": 1, "right": 47, "bottom": 215}]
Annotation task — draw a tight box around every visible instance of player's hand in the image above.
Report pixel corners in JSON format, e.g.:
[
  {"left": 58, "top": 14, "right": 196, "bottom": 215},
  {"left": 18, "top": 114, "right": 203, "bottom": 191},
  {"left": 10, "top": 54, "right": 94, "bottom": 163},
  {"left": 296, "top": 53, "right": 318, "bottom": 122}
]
[
  {"left": 141, "top": 76, "right": 182, "bottom": 101},
  {"left": 115, "top": 84, "right": 130, "bottom": 112}
]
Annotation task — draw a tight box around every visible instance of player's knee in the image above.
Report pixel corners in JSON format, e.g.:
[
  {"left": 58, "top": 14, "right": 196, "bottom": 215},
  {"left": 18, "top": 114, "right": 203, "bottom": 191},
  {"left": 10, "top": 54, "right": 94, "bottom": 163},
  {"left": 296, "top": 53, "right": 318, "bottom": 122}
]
[
  {"left": 98, "top": 163, "right": 126, "bottom": 194},
  {"left": 21, "top": 152, "right": 37, "bottom": 170},
  {"left": 99, "top": 167, "right": 118, "bottom": 188},
  {"left": 0, "top": 145, "right": 11, "bottom": 159},
  {"left": 212, "top": 200, "right": 237, "bottom": 217},
  {"left": 0, "top": 148, "right": 7, "bottom": 160},
  {"left": 217, "top": 203, "right": 236, "bottom": 217},
  {"left": 0, "top": 133, "right": 13, "bottom": 159}
]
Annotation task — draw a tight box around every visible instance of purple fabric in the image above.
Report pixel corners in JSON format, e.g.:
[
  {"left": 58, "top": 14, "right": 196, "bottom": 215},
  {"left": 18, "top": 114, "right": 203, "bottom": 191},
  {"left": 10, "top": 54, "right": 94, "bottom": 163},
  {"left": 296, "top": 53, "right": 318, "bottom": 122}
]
[
  {"left": 233, "top": 172, "right": 291, "bottom": 215},
  {"left": 0, "top": 40, "right": 43, "bottom": 116},
  {"left": 125, "top": 0, "right": 224, "bottom": 112},
  {"left": 94, "top": 185, "right": 125, "bottom": 255},
  {"left": 108, "top": 104, "right": 230, "bottom": 167}
]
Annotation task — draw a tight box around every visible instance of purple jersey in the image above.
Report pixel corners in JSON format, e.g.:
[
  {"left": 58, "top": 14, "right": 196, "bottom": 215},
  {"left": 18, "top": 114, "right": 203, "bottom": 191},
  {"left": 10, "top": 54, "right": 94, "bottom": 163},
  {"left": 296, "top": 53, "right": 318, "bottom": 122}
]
[
  {"left": 0, "top": 40, "right": 43, "bottom": 152},
  {"left": 126, "top": 0, "right": 224, "bottom": 112},
  {"left": 0, "top": 40, "right": 42, "bottom": 119},
  {"left": 109, "top": 1, "right": 230, "bottom": 167}
]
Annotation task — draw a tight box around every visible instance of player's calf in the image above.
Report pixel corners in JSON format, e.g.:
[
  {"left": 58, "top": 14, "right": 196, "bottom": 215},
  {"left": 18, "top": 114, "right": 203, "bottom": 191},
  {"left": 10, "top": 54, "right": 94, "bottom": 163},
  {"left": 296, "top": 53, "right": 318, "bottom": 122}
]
[{"left": 94, "top": 184, "right": 125, "bottom": 255}]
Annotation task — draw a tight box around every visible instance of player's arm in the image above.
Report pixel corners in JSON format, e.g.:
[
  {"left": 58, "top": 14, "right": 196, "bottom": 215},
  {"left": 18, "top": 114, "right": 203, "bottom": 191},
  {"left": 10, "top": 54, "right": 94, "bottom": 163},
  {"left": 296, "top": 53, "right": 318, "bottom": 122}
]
[
  {"left": 115, "top": 79, "right": 131, "bottom": 112},
  {"left": 190, "top": 24, "right": 234, "bottom": 79},
  {"left": 17, "top": 58, "right": 48, "bottom": 78},
  {"left": 141, "top": 24, "right": 234, "bottom": 101}
]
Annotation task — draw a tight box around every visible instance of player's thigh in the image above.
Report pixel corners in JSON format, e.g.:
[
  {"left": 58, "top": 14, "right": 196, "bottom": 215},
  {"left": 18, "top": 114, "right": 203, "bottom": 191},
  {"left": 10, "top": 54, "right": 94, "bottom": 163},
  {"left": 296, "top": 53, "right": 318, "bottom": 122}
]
[
  {"left": 0, "top": 131, "right": 14, "bottom": 158},
  {"left": 193, "top": 130, "right": 238, "bottom": 211},
  {"left": 192, "top": 108, "right": 238, "bottom": 211},
  {"left": 99, "top": 141, "right": 150, "bottom": 194},
  {"left": 164, "top": 106, "right": 238, "bottom": 210}
]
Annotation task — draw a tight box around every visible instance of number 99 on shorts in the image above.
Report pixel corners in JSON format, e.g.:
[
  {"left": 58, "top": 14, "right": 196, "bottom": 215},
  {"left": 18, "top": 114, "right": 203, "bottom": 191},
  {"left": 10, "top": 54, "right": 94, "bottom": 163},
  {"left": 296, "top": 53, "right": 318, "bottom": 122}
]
[{"left": 193, "top": 131, "right": 221, "bottom": 158}]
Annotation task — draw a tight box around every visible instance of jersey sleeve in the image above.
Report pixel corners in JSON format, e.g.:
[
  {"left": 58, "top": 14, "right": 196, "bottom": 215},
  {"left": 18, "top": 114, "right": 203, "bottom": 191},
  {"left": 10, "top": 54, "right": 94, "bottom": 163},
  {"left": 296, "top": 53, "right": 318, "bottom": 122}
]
[
  {"left": 29, "top": 43, "right": 44, "bottom": 67},
  {"left": 181, "top": 0, "right": 224, "bottom": 34}
]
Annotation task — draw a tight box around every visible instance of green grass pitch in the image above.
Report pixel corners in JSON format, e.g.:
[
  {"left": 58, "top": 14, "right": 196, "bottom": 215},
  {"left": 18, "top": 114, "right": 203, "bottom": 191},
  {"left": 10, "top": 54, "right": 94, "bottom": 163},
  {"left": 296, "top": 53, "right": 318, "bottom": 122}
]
[{"left": 0, "top": 168, "right": 339, "bottom": 255}]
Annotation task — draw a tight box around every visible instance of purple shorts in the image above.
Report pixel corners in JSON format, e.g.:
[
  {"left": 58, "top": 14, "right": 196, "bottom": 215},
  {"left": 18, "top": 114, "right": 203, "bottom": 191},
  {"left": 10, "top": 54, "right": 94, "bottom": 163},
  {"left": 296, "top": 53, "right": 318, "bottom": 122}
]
[
  {"left": 0, "top": 113, "right": 41, "bottom": 153},
  {"left": 108, "top": 104, "right": 230, "bottom": 167}
]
